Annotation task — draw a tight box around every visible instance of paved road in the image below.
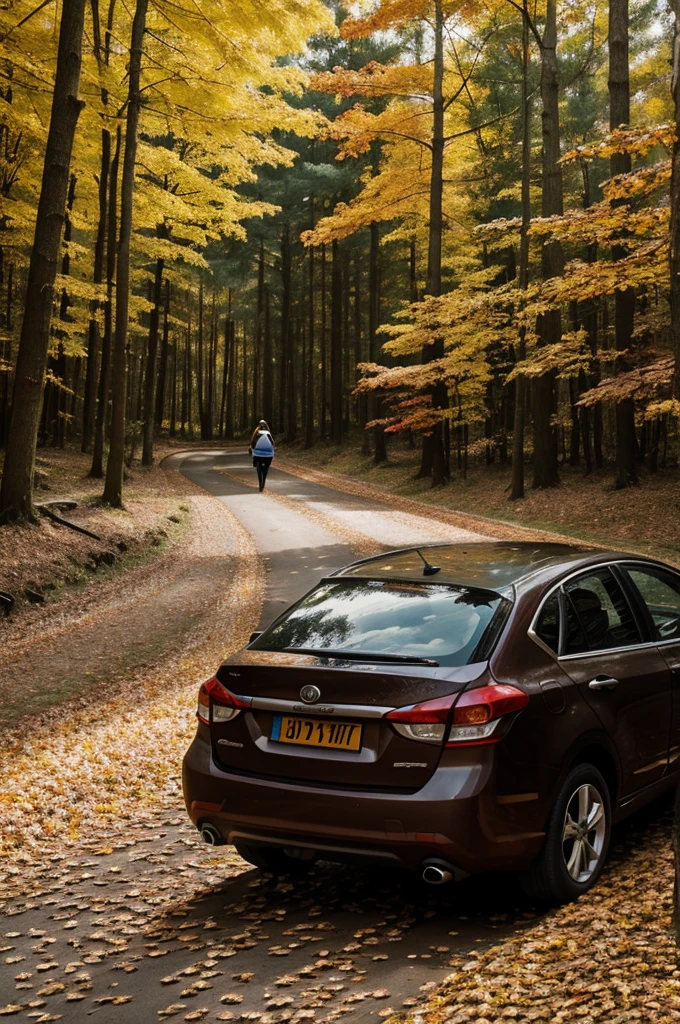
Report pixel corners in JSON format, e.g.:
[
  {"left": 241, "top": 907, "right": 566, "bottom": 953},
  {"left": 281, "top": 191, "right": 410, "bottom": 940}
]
[
  {"left": 169, "top": 449, "right": 483, "bottom": 629},
  {"left": 1, "top": 451, "right": 546, "bottom": 1024}
]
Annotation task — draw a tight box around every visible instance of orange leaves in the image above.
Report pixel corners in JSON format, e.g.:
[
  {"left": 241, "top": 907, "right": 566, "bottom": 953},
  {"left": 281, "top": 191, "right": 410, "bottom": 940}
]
[
  {"left": 340, "top": 0, "right": 432, "bottom": 39},
  {"left": 562, "top": 124, "right": 674, "bottom": 163},
  {"left": 310, "top": 62, "right": 433, "bottom": 100},
  {"left": 324, "top": 100, "right": 432, "bottom": 162},
  {"left": 302, "top": 162, "right": 430, "bottom": 244},
  {"left": 577, "top": 357, "right": 675, "bottom": 408}
]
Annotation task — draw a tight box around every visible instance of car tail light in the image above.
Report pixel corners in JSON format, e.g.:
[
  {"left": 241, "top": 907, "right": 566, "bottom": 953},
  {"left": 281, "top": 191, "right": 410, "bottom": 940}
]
[
  {"left": 196, "top": 676, "right": 250, "bottom": 725},
  {"left": 446, "top": 684, "right": 528, "bottom": 746},
  {"left": 386, "top": 693, "right": 457, "bottom": 744}
]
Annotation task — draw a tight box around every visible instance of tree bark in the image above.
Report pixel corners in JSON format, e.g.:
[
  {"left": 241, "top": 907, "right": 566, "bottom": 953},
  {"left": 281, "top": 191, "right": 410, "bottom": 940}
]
[
  {"left": 369, "top": 223, "right": 387, "bottom": 465},
  {"left": 305, "top": 202, "right": 315, "bottom": 448},
  {"left": 281, "top": 226, "right": 296, "bottom": 441},
  {"left": 102, "top": 0, "right": 148, "bottom": 506},
  {"left": 672, "top": 1, "right": 680, "bottom": 401},
  {"left": 531, "top": 0, "right": 562, "bottom": 490},
  {"left": 420, "top": 0, "right": 447, "bottom": 485},
  {"left": 90, "top": 125, "right": 121, "bottom": 478},
  {"left": 510, "top": 0, "right": 531, "bottom": 501},
  {"left": 330, "top": 239, "right": 343, "bottom": 444},
  {"left": 610, "top": 0, "right": 638, "bottom": 488},
  {"left": 141, "top": 257, "right": 164, "bottom": 465},
  {"left": 196, "top": 280, "right": 206, "bottom": 438},
  {"left": 354, "top": 256, "right": 364, "bottom": 431},
  {"left": 82, "top": 128, "right": 109, "bottom": 452},
  {"left": 0, "top": 0, "right": 86, "bottom": 521},
  {"left": 155, "top": 278, "right": 170, "bottom": 430},
  {"left": 257, "top": 286, "right": 270, "bottom": 433},
  {"left": 0, "top": 262, "right": 13, "bottom": 448}
]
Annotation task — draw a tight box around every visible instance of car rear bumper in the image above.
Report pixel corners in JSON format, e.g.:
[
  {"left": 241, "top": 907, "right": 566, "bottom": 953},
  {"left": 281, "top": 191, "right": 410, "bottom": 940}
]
[{"left": 182, "top": 734, "right": 545, "bottom": 874}]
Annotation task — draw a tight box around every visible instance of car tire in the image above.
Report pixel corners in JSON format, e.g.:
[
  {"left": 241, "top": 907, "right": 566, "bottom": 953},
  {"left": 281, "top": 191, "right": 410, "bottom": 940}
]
[
  {"left": 520, "top": 763, "right": 611, "bottom": 905},
  {"left": 234, "top": 842, "right": 315, "bottom": 876}
]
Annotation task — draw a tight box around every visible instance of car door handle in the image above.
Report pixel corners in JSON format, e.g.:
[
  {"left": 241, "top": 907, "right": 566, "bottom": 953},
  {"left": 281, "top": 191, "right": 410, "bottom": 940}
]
[{"left": 588, "top": 676, "right": 619, "bottom": 691}]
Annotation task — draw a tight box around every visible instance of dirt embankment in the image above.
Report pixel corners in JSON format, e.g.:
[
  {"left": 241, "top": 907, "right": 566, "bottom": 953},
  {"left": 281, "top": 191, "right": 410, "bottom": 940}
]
[{"left": 0, "top": 447, "right": 193, "bottom": 618}]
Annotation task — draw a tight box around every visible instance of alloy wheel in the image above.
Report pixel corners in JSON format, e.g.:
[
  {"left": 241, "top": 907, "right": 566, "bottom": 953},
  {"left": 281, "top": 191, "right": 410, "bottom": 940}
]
[{"left": 561, "top": 783, "right": 606, "bottom": 883}]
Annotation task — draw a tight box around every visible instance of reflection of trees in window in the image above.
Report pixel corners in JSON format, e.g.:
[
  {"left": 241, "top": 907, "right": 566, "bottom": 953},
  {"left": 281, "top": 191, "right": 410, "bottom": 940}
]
[
  {"left": 451, "top": 589, "right": 497, "bottom": 610},
  {"left": 255, "top": 580, "right": 505, "bottom": 662},
  {"left": 265, "top": 609, "right": 352, "bottom": 650}
]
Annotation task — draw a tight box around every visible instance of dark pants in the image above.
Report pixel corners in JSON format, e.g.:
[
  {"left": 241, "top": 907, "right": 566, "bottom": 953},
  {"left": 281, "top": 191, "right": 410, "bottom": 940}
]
[{"left": 253, "top": 456, "right": 273, "bottom": 491}]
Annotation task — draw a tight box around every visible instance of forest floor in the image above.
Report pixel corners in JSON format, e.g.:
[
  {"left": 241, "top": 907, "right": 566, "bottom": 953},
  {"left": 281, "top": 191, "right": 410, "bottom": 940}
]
[
  {"left": 0, "top": 445, "right": 260, "bottom": 729},
  {"left": 0, "top": 446, "right": 193, "bottom": 618},
  {"left": 279, "top": 439, "right": 680, "bottom": 568}
]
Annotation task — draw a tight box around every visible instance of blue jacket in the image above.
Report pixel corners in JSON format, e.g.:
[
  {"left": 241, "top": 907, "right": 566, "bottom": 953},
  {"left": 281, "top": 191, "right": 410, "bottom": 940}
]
[{"left": 252, "top": 430, "right": 275, "bottom": 458}]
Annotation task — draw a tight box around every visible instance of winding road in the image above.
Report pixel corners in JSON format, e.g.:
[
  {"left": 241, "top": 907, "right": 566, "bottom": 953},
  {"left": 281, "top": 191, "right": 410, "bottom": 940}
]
[
  {"left": 169, "top": 449, "right": 484, "bottom": 627},
  {"left": 1, "top": 450, "right": 549, "bottom": 1024}
]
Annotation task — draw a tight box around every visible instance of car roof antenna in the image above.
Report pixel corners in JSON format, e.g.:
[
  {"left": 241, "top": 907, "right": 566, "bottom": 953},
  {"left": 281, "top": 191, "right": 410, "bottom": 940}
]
[{"left": 416, "top": 549, "right": 442, "bottom": 577}]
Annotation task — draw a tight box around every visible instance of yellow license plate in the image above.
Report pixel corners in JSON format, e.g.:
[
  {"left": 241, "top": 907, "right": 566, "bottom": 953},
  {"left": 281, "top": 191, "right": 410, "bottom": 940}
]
[{"left": 272, "top": 715, "right": 362, "bottom": 751}]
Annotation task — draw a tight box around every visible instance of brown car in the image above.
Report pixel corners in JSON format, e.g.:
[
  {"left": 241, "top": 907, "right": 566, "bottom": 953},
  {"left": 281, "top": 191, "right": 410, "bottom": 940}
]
[{"left": 182, "top": 542, "right": 680, "bottom": 904}]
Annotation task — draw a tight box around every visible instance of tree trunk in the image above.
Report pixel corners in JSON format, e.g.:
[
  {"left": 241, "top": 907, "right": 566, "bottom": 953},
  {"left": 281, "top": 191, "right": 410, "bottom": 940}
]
[
  {"left": 241, "top": 324, "right": 249, "bottom": 434},
  {"left": 155, "top": 278, "right": 170, "bottom": 430},
  {"left": 219, "top": 291, "right": 231, "bottom": 438},
  {"left": 262, "top": 285, "right": 273, "bottom": 430},
  {"left": 169, "top": 331, "right": 177, "bottom": 438},
  {"left": 330, "top": 239, "right": 343, "bottom": 444},
  {"left": 102, "top": 0, "right": 148, "bottom": 507},
  {"left": 672, "top": 2, "right": 680, "bottom": 401},
  {"left": 610, "top": 0, "right": 638, "bottom": 488},
  {"left": 354, "top": 256, "right": 364, "bottom": 431},
  {"left": 419, "top": 0, "right": 446, "bottom": 485},
  {"left": 196, "top": 280, "right": 206, "bottom": 437},
  {"left": 305, "top": 203, "right": 315, "bottom": 449},
  {"left": 253, "top": 240, "right": 264, "bottom": 424},
  {"left": 510, "top": 0, "right": 531, "bottom": 501},
  {"left": 82, "top": 128, "right": 110, "bottom": 452},
  {"left": 369, "top": 223, "right": 387, "bottom": 465},
  {"left": 186, "top": 306, "right": 194, "bottom": 438},
  {"left": 531, "top": 0, "right": 562, "bottom": 490},
  {"left": 0, "top": 0, "right": 86, "bottom": 521},
  {"left": 90, "top": 125, "right": 121, "bottom": 478},
  {"left": 282, "top": 229, "right": 296, "bottom": 442},
  {"left": 0, "top": 262, "right": 13, "bottom": 448},
  {"left": 320, "top": 243, "right": 328, "bottom": 439},
  {"left": 141, "top": 257, "right": 164, "bottom": 466}
]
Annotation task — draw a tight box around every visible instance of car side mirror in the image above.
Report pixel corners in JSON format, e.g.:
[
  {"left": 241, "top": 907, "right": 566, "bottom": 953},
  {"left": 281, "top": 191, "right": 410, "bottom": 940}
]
[{"left": 249, "top": 631, "right": 263, "bottom": 644}]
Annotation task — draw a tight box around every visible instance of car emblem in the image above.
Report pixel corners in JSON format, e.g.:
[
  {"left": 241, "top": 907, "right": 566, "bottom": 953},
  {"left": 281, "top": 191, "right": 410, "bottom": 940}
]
[{"left": 300, "top": 684, "right": 321, "bottom": 704}]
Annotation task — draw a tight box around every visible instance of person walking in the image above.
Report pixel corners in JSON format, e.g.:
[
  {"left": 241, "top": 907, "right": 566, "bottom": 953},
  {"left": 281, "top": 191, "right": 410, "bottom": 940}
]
[{"left": 249, "top": 419, "right": 275, "bottom": 492}]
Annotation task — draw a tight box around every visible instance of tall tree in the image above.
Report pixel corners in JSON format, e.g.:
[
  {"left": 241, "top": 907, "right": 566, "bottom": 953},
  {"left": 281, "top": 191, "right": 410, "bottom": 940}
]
[
  {"left": 0, "top": 0, "right": 87, "bottom": 521},
  {"left": 531, "top": 0, "right": 563, "bottom": 490},
  {"left": 421, "top": 0, "right": 447, "bottom": 485},
  {"left": 510, "top": 0, "right": 532, "bottom": 501},
  {"left": 609, "top": 0, "right": 638, "bottom": 488},
  {"left": 672, "top": 0, "right": 680, "bottom": 402},
  {"left": 102, "top": 0, "right": 148, "bottom": 506}
]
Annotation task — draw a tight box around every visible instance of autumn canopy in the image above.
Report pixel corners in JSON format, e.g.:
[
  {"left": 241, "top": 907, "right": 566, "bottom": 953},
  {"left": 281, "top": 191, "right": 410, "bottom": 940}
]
[{"left": 0, "top": 0, "right": 678, "bottom": 516}]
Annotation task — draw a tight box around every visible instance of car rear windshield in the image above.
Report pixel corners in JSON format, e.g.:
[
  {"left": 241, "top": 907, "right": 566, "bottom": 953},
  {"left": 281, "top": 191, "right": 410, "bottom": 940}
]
[{"left": 250, "top": 579, "right": 511, "bottom": 666}]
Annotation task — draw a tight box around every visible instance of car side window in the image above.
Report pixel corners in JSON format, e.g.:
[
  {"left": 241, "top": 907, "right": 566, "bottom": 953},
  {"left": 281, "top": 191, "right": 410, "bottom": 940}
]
[
  {"left": 535, "top": 593, "right": 560, "bottom": 654},
  {"left": 564, "top": 568, "right": 641, "bottom": 653},
  {"left": 563, "top": 596, "right": 589, "bottom": 656},
  {"left": 625, "top": 566, "right": 680, "bottom": 642}
]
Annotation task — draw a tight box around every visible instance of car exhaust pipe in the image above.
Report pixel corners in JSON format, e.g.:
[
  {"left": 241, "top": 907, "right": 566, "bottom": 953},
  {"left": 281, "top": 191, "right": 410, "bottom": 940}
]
[
  {"left": 200, "top": 823, "right": 224, "bottom": 847},
  {"left": 422, "top": 861, "right": 454, "bottom": 885}
]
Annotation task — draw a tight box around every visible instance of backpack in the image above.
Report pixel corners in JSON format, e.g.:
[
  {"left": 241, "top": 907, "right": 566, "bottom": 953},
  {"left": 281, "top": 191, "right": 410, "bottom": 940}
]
[{"left": 253, "top": 430, "right": 275, "bottom": 458}]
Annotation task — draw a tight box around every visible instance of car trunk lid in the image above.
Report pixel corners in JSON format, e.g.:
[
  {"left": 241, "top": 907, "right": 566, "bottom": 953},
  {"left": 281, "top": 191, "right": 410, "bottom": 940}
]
[{"left": 211, "top": 651, "right": 486, "bottom": 790}]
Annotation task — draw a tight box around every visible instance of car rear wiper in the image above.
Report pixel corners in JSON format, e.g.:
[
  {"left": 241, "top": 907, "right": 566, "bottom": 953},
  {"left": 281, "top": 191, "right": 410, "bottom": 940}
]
[{"left": 281, "top": 647, "right": 439, "bottom": 667}]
